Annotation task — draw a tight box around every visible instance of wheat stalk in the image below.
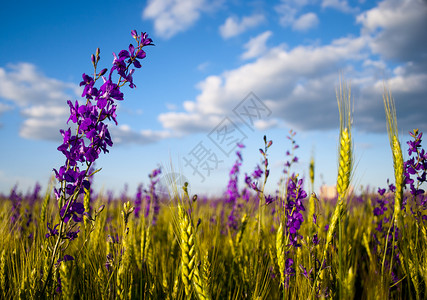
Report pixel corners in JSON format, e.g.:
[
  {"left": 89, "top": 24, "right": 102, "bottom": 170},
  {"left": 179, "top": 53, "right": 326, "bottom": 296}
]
[
  {"left": 383, "top": 87, "right": 404, "bottom": 229},
  {"left": 178, "top": 204, "right": 210, "bottom": 299},
  {"left": 276, "top": 222, "right": 286, "bottom": 287}
]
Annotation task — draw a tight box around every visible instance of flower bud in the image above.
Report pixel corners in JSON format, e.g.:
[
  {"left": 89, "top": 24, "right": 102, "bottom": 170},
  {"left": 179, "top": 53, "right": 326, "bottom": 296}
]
[
  {"left": 91, "top": 54, "right": 96, "bottom": 65},
  {"left": 96, "top": 47, "right": 100, "bottom": 58},
  {"left": 131, "top": 30, "right": 138, "bottom": 39},
  {"left": 98, "top": 68, "right": 108, "bottom": 76},
  {"left": 97, "top": 204, "right": 105, "bottom": 214}
]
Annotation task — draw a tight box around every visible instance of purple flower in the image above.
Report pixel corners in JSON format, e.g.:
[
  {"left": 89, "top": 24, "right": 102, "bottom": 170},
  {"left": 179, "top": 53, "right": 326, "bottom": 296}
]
[
  {"left": 404, "top": 130, "right": 427, "bottom": 208},
  {"left": 280, "top": 258, "right": 296, "bottom": 287},
  {"left": 49, "top": 30, "right": 154, "bottom": 273},
  {"left": 80, "top": 73, "right": 95, "bottom": 98},
  {"left": 300, "top": 264, "right": 313, "bottom": 279},
  {"left": 57, "top": 255, "right": 74, "bottom": 264},
  {"left": 46, "top": 223, "right": 59, "bottom": 238},
  {"left": 265, "top": 194, "right": 275, "bottom": 205},
  {"left": 60, "top": 201, "right": 85, "bottom": 223},
  {"left": 284, "top": 175, "right": 307, "bottom": 247},
  {"left": 312, "top": 233, "right": 319, "bottom": 246},
  {"left": 66, "top": 227, "right": 80, "bottom": 240},
  {"left": 251, "top": 165, "right": 263, "bottom": 179}
]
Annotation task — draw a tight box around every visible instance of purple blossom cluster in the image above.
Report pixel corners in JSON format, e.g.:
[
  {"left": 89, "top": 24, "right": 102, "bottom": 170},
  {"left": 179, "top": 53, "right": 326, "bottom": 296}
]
[
  {"left": 284, "top": 175, "right": 307, "bottom": 247},
  {"left": 404, "top": 129, "right": 427, "bottom": 221},
  {"left": 52, "top": 30, "right": 153, "bottom": 225},
  {"left": 46, "top": 30, "right": 153, "bottom": 269},
  {"left": 372, "top": 182, "right": 402, "bottom": 286},
  {"left": 54, "top": 32, "right": 153, "bottom": 205}
]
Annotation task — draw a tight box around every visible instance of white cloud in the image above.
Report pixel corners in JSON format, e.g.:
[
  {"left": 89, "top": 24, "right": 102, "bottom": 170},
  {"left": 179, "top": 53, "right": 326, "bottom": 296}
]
[
  {"left": 158, "top": 111, "right": 222, "bottom": 134},
  {"left": 20, "top": 117, "right": 66, "bottom": 140},
  {"left": 19, "top": 105, "right": 69, "bottom": 140},
  {"left": 0, "top": 63, "right": 79, "bottom": 107},
  {"left": 0, "top": 63, "right": 79, "bottom": 141},
  {"left": 22, "top": 105, "right": 68, "bottom": 118},
  {"left": 254, "top": 119, "right": 280, "bottom": 130},
  {"left": 356, "top": 0, "right": 427, "bottom": 64},
  {"left": 0, "top": 62, "right": 174, "bottom": 145},
  {"left": 292, "top": 12, "right": 319, "bottom": 31},
  {"left": 183, "top": 101, "right": 196, "bottom": 112},
  {"left": 363, "top": 59, "right": 386, "bottom": 70},
  {"left": 157, "top": 8, "right": 427, "bottom": 136},
  {"left": 158, "top": 35, "right": 371, "bottom": 134},
  {"left": 143, "top": 0, "right": 219, "bottom": 39},
  {"left": 275, "top": 0, "right": 318, "bottom": 30},
  {"left": 321, "top": 0, "right": 358, "bottom": 13},
  {"left": 241, "top": 31, "right": 273, "bottom": 60},
  {"left": 219, "top": 14, "right": 265, "bottom": 39}
]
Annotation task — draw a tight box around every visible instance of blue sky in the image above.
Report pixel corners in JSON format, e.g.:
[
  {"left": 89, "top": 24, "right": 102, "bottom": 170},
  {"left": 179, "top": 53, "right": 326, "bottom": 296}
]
[{"left": 1, "top": 0, "right": 426, "bottom": 198}]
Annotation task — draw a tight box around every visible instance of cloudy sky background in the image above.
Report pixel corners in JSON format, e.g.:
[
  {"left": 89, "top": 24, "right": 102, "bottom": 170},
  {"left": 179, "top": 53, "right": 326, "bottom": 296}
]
[{"left": 0, "top": 0, "right": 426, "bottom": 197}]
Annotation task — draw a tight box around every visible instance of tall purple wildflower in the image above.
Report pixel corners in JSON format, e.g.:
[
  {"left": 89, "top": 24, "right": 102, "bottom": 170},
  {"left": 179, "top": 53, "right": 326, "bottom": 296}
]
[
  {"left": 134, "top": 183, "right": 144, "bottom": 218},
  {"left": 44, "top": 30, "right": 153, "bottom": 290},
  {"left": 53, "top": 31, "right": 153, "bottom": 210},
  {"left": 144, "top": 167, "right": 162, "bottom": 225},
  {"left": 9, "top": 184, "right": 22, "bottom": 228},
  {"left": 225, "top": 143, "right": 245, "bottom": 231},
  {"left": 226, "top": 143, "right": 245, "bottom": 204}
]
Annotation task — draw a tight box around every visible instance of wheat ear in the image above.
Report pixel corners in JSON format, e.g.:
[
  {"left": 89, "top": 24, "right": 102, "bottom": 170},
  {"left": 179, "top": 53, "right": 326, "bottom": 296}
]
[
  {"left": 0, "top": 249, "right": 5, "bottom": 298},
  {"left": 313, "top": 77, "right": 353, "bottom": 298},
  {"left": 383, "top": 87, "right": 403, "bottom": 229},
  {"left": 276, "top": 222, "right": 286, "bottom": 287},
  {"left": 322, "top": 78, "right": 353, "bottom": 257},
  {"left": 178, "top": 205, "right": 210, "bottom": 299}
]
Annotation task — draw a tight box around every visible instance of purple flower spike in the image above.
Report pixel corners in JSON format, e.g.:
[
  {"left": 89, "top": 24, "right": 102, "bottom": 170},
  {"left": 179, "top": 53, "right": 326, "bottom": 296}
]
[
  {"left": 49, "top": 30, "right": 154, "bottom": 272},
  {"left": 284, "top": 174, "right": 307, "bottom": 248}
]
